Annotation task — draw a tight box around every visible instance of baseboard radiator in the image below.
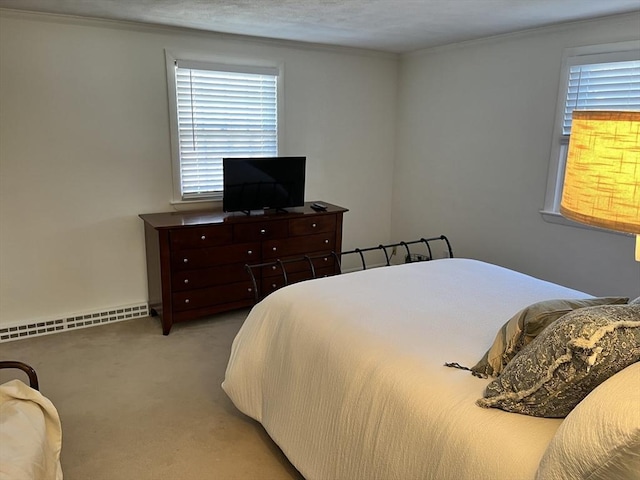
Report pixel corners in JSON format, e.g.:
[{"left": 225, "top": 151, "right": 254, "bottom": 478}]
[{"left": 0, "top": 303, "right": 149, "bottom": 342}]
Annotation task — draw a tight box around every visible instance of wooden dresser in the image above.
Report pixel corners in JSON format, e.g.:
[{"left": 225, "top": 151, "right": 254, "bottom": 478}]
[{"left": 140, "top": 202, "right": 347, "bottom": 334}]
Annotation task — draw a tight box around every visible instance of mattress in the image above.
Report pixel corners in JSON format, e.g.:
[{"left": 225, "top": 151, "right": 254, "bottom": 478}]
[{"left": 222, "top": 258, "right": 592, "bottom": 480}]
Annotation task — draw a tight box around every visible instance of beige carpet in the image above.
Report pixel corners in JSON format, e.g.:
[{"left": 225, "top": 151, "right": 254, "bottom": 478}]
[{"left": 0, "top": 310, "right": 304, "bottom": 480}]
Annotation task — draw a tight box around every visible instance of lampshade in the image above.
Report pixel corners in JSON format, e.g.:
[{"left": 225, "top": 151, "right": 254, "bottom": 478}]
[{"left": 560, "top": 110, "right": 640, "bottom": 260}]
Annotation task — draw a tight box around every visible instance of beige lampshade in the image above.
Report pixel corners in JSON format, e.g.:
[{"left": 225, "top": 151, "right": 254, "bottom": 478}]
[{"left": 561, "top": 110, "right": 640, "bottom": 235}]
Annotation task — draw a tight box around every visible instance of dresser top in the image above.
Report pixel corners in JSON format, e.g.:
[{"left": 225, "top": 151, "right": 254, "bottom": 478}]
[{"left": 140, "top": 201, "right": 348, "bottom": 229}]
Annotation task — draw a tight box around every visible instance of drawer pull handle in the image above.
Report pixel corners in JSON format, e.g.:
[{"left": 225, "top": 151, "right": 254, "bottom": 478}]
[
  {"left": 184, "top": 299, "right": 190, "bottom": 304},
  {"left": 201, "top": 235, "right": 206, "bottom": 240},
  {"left": 272, "top": 283, "right": 277, "bottom": 288},
  {"left": 260, "top": 229, "right": 266, "bottom": 234},
  {"left": 272, "top": 265, "right": 276, "bottom": 270},
  {"left": 183, "top": 258, "right": 188, "bottom": 263},
  {"left": 247, "top": 288, "right": 252, "bottom": 292},
  {"left": 184, "top": 279, "right": 189, "bottom": 284},
  {"left": 324, "top": 239, "right": 329, "bottom": 244},
  {"left": 248, "top": 250, "right": 253, "bottom": 255},
  {"left": 324, "top": 257, "right": 328, "bottom": 262},
  {"left": 272, "top": 247, "right": 277, "bottom": 252},
  {"left": 312, "top": 223, "right": 317, "bottom": 228}
]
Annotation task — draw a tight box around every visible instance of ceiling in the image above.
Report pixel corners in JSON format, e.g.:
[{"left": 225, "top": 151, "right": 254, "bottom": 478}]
[{"left": 0, "top": 0, "right": 638, "bottom": 53}]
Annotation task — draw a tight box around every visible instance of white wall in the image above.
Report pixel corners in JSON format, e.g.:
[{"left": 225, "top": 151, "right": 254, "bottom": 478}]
[
  {"left": 2, "top": 10, "right": 638, "bottom": 329},
  {"left": 0, "top": 11, "right": 398, "bottom": 326},
  {"left": 394, "top": 13, "right": 640, "bottom": 298}
]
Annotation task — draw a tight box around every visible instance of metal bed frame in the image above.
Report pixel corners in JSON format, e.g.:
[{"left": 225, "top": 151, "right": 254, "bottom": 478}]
[{"left": 246, "top": 235, "right": 452, "bottom": 302}]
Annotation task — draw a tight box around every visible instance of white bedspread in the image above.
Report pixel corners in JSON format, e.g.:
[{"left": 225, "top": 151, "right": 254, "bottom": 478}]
[{"left": 223, "top": 258, "right": 592, "bottom": 480}]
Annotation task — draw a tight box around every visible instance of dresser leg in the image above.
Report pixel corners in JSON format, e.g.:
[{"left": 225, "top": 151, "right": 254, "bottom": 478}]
[{"left": 161, "top": 318, "right": 172, "bottom": 335}]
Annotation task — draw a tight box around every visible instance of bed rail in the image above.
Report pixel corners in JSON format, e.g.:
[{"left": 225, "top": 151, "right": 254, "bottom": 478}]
[
  {"left": 340, "top": 235, "right": 453, "bottom": 271},
  {"left": 245, "top": 235, "right": 452, "bottom": 302}
]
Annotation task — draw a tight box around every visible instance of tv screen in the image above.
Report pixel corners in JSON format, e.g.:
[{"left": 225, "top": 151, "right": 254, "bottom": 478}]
[{"left": 223, "top": 156, "right": 306, "bottom": 213}]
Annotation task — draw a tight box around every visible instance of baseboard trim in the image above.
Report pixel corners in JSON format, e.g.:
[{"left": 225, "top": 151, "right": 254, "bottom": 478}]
[{"left": 0, "top": 303, "right": 149, "bottom": 342}]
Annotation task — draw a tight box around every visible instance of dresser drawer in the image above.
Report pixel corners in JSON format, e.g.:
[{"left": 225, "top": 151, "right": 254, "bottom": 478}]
[
  {"left": 288, "top": 214, "right": 336, "bottom": 236},
  {"left": 172, "top": 281, "right": 255, "bottom": 312},
  {"left": 261, "top": 255, "right": 336, "bottom": 278},
  {"left": 262, "top": 233, "right": 335, "bottom": 260},
  {"left": 172, "top": 264, "right": 249, "bottom": 292},
  {"left": 170, "top": 225, "right": 233, "bottom": 249},
  {"left": 261, "top": 266, "right": 336, "bottom": 295},
  {"left": 173, "top": 242, "right": 259, "bottom": 270},
  {"left": 234, "top": 220, "right": 288, "bottom": 242}
]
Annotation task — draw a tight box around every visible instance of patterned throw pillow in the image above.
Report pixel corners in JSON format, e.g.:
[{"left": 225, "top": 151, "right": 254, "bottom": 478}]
[
  {"left": 470, "top": 297, "right": 629, "bottom": 378},
  {"left": 477, "top": 305, "right": 640, "bottom": 418}
]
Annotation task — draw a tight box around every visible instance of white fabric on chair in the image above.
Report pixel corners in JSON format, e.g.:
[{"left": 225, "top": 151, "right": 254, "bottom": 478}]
[{"left": 0, "top": 379, "right": 63, "bottom": 480}]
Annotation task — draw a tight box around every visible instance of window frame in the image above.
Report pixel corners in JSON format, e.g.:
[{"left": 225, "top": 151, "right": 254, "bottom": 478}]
[
  {"left": 165, "top": 50, "right": 284, "bottom": 204},
  {"left": 541, "top": 40, "right": 640, "bottom": 228}
]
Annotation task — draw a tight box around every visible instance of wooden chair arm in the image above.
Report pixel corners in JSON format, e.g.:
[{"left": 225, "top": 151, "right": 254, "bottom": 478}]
[{"left": 0, "top": 361, "right": 39, "bottom": 390}]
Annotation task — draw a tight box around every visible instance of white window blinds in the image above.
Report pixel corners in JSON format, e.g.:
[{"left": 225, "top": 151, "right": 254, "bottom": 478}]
[
  {"left": 174, "top": 61, "right": 278, "bottom": 199},
  {"left": 542, "top": 41, "right": 640, "bottom": 220},
  {"left": 562, "top": 60, "right": 640, "bottom": 135}
]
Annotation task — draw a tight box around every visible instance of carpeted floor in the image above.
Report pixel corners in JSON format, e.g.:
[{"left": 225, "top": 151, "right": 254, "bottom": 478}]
[{"left": 0, "top": 310, "right": 304, "bottom": 480}]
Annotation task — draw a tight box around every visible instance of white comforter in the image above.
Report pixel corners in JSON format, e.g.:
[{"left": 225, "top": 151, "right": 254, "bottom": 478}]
[{"left": 223, "top": 258, "right": 592, "bottom": 480}]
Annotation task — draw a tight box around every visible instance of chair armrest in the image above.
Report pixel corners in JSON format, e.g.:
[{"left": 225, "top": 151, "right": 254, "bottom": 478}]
[{"left": 0, "top": 361, "right": 39, "bottom": 390}]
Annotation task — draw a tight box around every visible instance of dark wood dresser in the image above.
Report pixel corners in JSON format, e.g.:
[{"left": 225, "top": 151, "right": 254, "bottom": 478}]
[{"left": 140, "top": 202, "right": 348, "bottom": 334}]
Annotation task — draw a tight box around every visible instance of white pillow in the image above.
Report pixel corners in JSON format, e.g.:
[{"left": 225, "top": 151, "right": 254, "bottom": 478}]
[{"left": 536, "top": 362, "right": 640, "bottom": 480}]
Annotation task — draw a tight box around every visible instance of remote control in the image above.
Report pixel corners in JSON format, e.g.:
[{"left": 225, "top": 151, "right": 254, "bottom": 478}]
[{"left": 311, "top": 202, "right": 327, "bottom": 211}]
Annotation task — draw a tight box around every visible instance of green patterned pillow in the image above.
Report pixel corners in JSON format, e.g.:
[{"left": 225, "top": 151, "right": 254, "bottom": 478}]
[
  {"left": 477, "top": 305, "right": 640, "bottom": 418},
  {"left": 470, "top": 297, "right": 628, "bottom": 378}
]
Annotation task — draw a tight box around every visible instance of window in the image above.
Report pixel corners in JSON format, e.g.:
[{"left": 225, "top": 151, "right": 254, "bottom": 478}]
[
  {"left": 166, "top": 52, "right": 280, "bottom": 202},
  {"left": 542, "top": 41, "right": 640, "bottom": 223}
]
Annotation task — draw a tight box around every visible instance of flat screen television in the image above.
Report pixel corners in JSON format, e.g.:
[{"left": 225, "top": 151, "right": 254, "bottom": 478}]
[{"left": 223, "top": 156, "right": 306, "bottom": 214}]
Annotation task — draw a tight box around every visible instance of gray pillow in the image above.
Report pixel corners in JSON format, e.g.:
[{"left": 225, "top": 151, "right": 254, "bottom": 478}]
[
  {"left": 477, "top": 305, "right": 640, "bottom": 418},
  {"left": 470, "top": 297, "right": 629, "bottom": 378}
]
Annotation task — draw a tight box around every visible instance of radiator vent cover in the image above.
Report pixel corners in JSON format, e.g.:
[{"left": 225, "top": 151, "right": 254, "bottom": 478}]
[{"left": 0, "top": 303, "right": 149, "bottom": 342}]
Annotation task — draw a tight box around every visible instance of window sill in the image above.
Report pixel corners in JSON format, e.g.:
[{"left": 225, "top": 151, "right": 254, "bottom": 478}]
[
  {"left": 170, "top": 197, "right": 223, "bottom": 212},
  {"left": 540, "top": 210, "right": 631, "bottom": 238}
]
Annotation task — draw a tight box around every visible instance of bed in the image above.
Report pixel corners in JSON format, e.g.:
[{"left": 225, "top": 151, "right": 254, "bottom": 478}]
[{"left": 222, "top": 257, "right": 640, "bottom": 480}]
